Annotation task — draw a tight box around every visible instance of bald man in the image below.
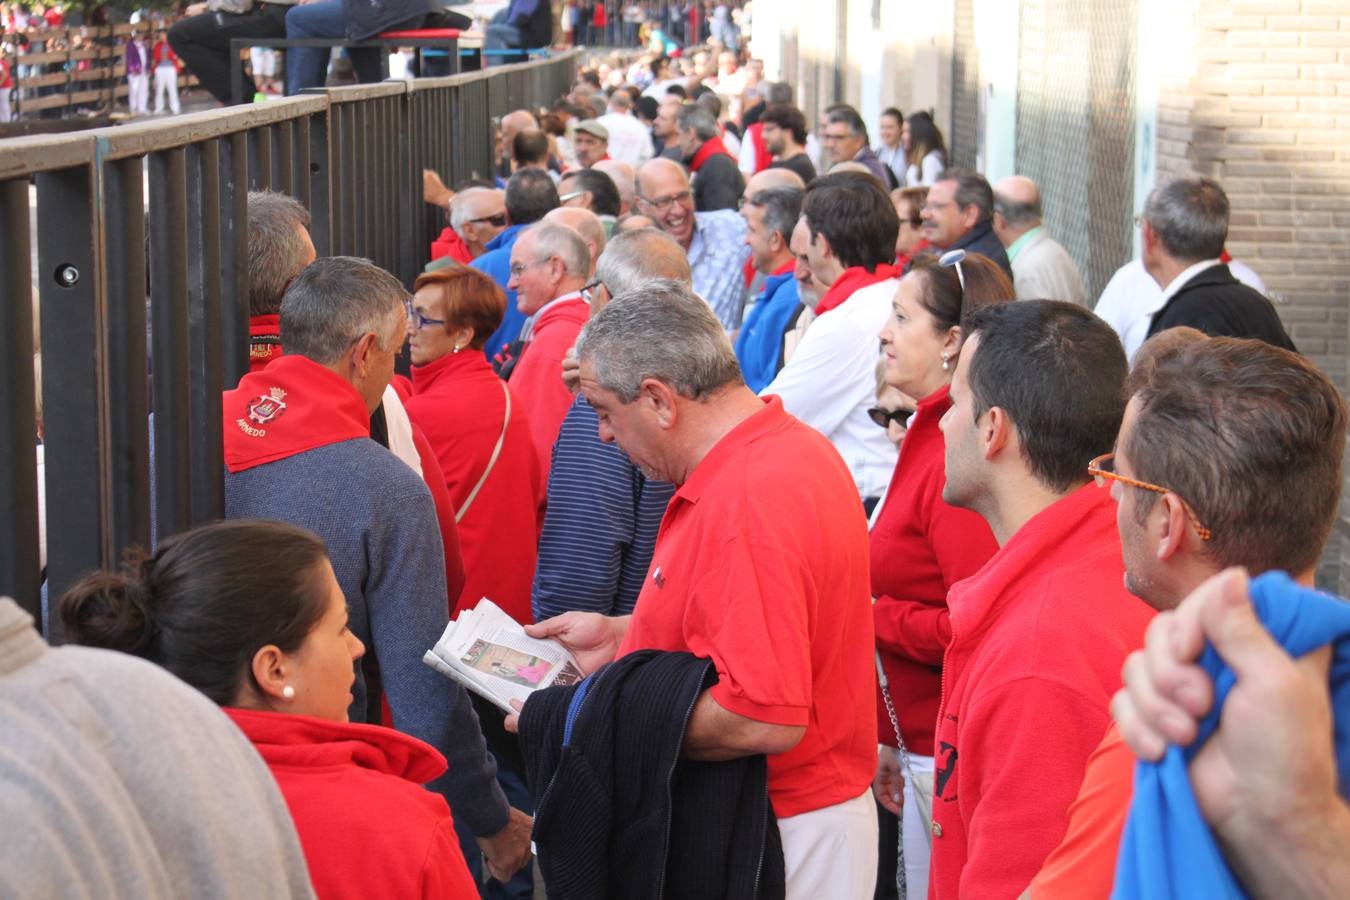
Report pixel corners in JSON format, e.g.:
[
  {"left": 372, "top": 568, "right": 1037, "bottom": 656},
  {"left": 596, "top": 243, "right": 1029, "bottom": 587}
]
[
  {"left": 634, "top": 157, "right": 751, "bottom": 330},
  {"left": 992, "top": 175, "right": 1087, "bottom": 305},
  {"left": 744, "top": 166, "right": 806, "bottom": 196},
  {"left": 543, "top": 206, "right": 607, "bottom": 277},
  {"left": 498, "top": 109, "right": 539, "bottom": 179},
  {"left": 592, "top": 159, "right": 636, "bottom": 216}
]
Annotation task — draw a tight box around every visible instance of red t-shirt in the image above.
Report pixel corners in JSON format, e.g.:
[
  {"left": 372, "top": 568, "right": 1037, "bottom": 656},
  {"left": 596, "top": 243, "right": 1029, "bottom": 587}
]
[
  {"left": 1028, "top": 723, "right": 1134, "bottom": 899},
  {"left": 404, "top": 349, "right": 544, "bottom": 622},
  {"left": 928, "top": 485, "right": 1154, "bottom": 900},
  {"left": 619, "top": 397, "right": 877, "bottom": 819},
  {"left": 870, "top": 385, "right": 997, "bottom": 756},
  {"left": 508, "top": 294, "right": 589, "bottom": 485}
]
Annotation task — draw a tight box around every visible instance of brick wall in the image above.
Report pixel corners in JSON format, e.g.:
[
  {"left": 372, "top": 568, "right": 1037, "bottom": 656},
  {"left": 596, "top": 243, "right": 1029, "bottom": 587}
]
[{"left": 1152, "top": 0, "right": 1350, "bottom": 590}]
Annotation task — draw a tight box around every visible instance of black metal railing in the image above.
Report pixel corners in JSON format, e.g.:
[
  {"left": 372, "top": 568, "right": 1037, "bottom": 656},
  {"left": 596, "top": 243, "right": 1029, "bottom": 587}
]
[{"left": 0, "top": 49, "right": 580, "bottom": 629}]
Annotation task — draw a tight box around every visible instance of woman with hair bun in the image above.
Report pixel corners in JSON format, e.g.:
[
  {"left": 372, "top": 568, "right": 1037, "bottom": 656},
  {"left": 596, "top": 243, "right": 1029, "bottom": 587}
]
[{"left": 59, "top": 519, "right": 478, "bottom": 900}]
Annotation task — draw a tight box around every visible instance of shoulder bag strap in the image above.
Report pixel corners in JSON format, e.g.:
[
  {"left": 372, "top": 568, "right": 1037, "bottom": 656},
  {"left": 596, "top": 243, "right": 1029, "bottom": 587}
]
[{"left": 455, "top": 379, "right": 512, "bottom": 524}]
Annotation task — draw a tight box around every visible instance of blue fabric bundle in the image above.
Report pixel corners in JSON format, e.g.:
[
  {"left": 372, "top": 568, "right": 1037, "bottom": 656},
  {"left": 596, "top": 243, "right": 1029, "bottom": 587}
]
[{"left": 1113, "top": 571, "right": 1350, "bottom": 899}]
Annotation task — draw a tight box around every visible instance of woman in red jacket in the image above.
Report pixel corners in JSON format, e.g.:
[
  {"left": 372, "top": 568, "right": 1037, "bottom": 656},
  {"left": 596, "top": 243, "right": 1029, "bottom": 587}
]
[
  {"left": 870, "top": 251, "right": 1012, "bottom": 898},
  {"left": 58, "top": 519, "right": 478, "bottom": 900},
  {"left": 402, "top": 266, "right": 545, "bottom": 624}
]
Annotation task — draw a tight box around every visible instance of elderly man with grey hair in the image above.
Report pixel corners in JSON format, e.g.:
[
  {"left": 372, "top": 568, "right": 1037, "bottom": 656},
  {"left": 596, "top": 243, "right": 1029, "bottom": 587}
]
[
  {"left": 246, "top": 190, "right": 315, "bottom": 370},
  {"left": 523, "top": 279, "right": 879, "bottom": 899},
  {"left": 675, "top": 102, "right": 746, "bottom": 212},
  {"left": 543, "top": 205, "right": 607, "bottom": 275},
  {"left": 222, "top": 256, "right": 533, "bottom": 885},
  {"left": 532, "top": 228, "right": 689, "bottom": 623},
  {"left": 447, "top": 187, "right": 508, "bottom": 261},
  {"left": 992, "top": 175, "right": 1087, "bottom": 305},
  {"left": 1137, "top": 174, "right": 1294, "bottom": 350},
  {"left": 506, "top": 223, "right": 593, "bottom": 482}
]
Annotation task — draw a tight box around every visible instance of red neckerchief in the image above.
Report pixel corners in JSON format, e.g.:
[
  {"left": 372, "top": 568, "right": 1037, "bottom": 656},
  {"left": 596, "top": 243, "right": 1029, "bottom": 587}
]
[
  {"left": 430, "top": 228, "right": 474, "bottom": 265},
  {"left": 1219, "top": 248, "right": 1232, "bottom": 263},
  {"left": 689, "top": 135, "right": 732, "bottom": 172},
  {"left": 749, "top": 122, "right": 770, "bottom": 174},
  {"left": 223, "top": 355, "right": 370, "bottom": 473},
  {"left": 815, "top": 263, "right": 900, "bottom": 317},
  {"left": 897, "top": 239, "right": 933, "bottom": 271},
  {"left": 249, "top": 314, "right": 282, "bottom": 373}
]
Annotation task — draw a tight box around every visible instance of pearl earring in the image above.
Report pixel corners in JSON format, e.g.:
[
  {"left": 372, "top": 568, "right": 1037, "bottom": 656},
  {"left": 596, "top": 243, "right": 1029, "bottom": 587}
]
[
  {"left": 941, "top": 355, "right": 950, "bottom": 371},
  {"left": 452, "top": 344, "right": 462, "bottom": 354},
  {"left": 281, "top": 685, "right": 295, "bottom": 700}
]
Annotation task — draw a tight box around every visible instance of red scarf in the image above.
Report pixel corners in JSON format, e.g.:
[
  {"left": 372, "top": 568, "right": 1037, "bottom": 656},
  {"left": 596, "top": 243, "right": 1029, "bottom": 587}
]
[
  {"left": 689, "top": 135, "right": 733, "bottom": 172},
  {"left": 223, "top": 355, "right": 370, "bottom": 473},
  {"left": 815, "top": 263, "right": 900, "bottom": 317},
  {"left": 249, "top": 314, "right": 283, "bottom": 372}
]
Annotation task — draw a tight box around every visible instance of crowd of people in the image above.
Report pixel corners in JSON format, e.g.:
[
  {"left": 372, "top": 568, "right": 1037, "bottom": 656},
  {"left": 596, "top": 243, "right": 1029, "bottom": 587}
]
[{"left": 6, "top": 44, "right": 1349, "bottom": 900}]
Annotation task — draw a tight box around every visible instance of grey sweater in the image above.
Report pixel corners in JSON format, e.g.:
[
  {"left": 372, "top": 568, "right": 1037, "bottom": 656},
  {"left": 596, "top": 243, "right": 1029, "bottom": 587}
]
[
  {"left": 225, "top": 437, "right": 510, "bottom": 836},
  {"left": 0, "top": 598, "right": 315, "bottom": 899}
]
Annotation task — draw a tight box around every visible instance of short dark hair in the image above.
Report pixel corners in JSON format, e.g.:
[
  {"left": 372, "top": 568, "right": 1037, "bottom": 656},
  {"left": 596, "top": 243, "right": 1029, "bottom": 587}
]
[
  {"left": 937, "top": 168, "right": 995, "bottom": 225},
  {"left": 825, "top": 104, "right": 869, "bottom": 143},
  {"left": 802, "top": 171, "right": 899, "bottom": 271},
  {"left": 512, "top": 128, "right": 550, "bottom": 166},
  {"left": 906, "top": 252, "right": 1013, "bottom": 333},
  {"left": 561, "top": 168, "right": 622, "bottom": 217},
  {"left": 666, "top": 83, "right": 687, "bottom": 99},
  {"left": 1143, "top": 175, "right": 1229, "bottom": 262},
  {"left": 880, "top": 106, "right": 903, "bottom": 125},
  {"left": 505, "top": 167, "right": 560, "bottom": 225},
  {"left": 247, "top": 191, "right": 312, "bottom": 317},
  {"left": 1126, "top": 337, "right": 1346, "bottom": 576},
  {"left": 965, "top": 301, "right": 1128, "bottom": 492},
  {"left": 60, "top": 520, "right": 331, "bottom": 707},
  {"left": 746, "top": 185, "right": 804, "bottom": 244},
  {"left": 760, "top": 103, "right": 807, "bottom": 146},
  {"left": 636, "top": 95, "right": 659, "bottom": 122},
  {"left": 413, "top": 267, "right": 505, "bottom": 351}
]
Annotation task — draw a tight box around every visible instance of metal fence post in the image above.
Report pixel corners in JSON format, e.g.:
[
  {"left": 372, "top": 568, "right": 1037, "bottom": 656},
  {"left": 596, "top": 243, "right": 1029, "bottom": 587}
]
[{"left": 185, "top": 140, "right": 226, "bottom": 525}]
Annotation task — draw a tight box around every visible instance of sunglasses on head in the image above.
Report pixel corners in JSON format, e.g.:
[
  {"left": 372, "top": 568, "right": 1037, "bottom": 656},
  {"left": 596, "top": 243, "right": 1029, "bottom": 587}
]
[{"left": 867, "top": 406, "right": 915, "bottom": 429}]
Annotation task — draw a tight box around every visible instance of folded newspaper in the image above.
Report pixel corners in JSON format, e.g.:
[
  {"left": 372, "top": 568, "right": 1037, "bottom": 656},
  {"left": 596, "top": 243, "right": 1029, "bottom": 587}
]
[{"left": 423, "top": 599, "right": 584, "bottom": 714}]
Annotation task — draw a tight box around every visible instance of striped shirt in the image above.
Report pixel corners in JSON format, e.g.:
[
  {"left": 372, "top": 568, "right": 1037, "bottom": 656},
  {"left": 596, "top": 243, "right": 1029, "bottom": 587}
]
[
  {"left": 689, "top": 209, "right": 752, "bottom": 331},
  {"left": 531, "top": 396, "right": 675, "bottom": 621}
]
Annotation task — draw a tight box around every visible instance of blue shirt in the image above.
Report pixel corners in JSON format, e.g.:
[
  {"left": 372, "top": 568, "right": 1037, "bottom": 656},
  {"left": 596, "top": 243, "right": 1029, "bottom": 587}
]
[
  {"left": 689, "top": 209, "right": 752, "bottom": 331},
  {"left": 531, "top": 396, "right": 675, "bottom": 621},
  {"left": 1114, "top": 570, "right": 1350, "bottom": 899},
  {"left": 472, "top": 223, "right": 527, "bottom": 363},
  {"left": 733, "top": 269, "right": 799, "bottom": 393}
]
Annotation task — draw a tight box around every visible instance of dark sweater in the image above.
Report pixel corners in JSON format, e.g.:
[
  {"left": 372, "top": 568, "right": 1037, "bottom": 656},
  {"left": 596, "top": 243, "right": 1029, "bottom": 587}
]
[
  {"left": 1146, "top": 263, "right": 1296, "bottom": 350},
  {"left": 519, "top": 650, "right": 785, "bottom": 900},
  {"left": 943, "top": 220, "right": 1014, "bottom": 282},
  {"left": 225, "top": 438, "right": 510, "bottom": 837}
]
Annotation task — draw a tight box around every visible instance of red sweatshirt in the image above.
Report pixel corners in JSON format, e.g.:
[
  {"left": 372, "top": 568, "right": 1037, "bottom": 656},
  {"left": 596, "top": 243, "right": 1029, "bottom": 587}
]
[
  {"left": 508, "top": 294, "right": 589, "bottom": 485},
  {"left": 870, "top": 385, "right": 997, "bottom": 755},
  {"left": 928, "top": 485, "right": 1154, "bottom": 900},
  {"left": 403, "top": 349, "right": 545, "bottom": 622},
  {"left": 225, "top": 708, "right": 478, "bottom": 899}
]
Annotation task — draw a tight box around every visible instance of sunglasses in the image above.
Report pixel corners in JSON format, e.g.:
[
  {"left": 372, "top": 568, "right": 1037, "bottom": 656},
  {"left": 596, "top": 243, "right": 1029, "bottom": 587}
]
[
  {"left": 469, "top": 213, "right": 508, "bottom": 227},
  {"left": 867, "top": 406, "right": 915, "bottom": 429}
]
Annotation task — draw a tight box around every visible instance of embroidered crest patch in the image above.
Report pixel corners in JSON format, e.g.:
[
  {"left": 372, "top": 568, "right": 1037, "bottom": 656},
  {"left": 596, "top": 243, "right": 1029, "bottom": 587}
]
[{"left": 246, "top": 387, "right": 287, "bottom": 425}]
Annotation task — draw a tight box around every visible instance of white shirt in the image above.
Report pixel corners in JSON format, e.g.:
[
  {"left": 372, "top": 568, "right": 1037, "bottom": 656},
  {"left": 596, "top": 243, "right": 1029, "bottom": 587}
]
[
  {"left": 904, "top": 150, "right": 944, "bottom": 187},
  {"left": 596, "top": 112, "right": 654, "bottom": 167},
  {"left": 1095, "top": 257, "right": 1267, "bottom": 362},
  {"left": 761, "top": 279, "right": 899, "bottom": 500}
]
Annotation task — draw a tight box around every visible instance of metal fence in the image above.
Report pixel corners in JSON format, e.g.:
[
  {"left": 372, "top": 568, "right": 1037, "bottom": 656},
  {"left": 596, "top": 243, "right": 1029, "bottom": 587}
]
[{"left": 0, "top": 50, "right": 580, "bottom": 627}]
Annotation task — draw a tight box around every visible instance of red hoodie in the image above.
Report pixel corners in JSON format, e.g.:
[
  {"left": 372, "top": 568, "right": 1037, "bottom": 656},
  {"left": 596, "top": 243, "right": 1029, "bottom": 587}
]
[
  {"left": 928, "top": 485, "right": 1154, "bottom": 900},
  {"left": 508, "top": 294, "right": 589, "bottom": 485},
  {"left": 870, "top": 385, "right": 997, "bottom": 755},
  {"left": 225, "top": 708, "right": 478, "bottom": 899}
]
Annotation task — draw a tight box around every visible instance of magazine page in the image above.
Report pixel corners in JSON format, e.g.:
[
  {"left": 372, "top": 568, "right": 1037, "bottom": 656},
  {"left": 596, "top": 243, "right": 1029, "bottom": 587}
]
[{"left": 423, "top": 599, "right": 584, "bottom": 713}]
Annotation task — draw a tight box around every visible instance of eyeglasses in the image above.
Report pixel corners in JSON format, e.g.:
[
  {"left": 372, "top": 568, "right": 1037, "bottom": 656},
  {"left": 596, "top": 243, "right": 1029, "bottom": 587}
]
[
  {"left": 468, "top": 212, "right": 507, "bottom": 227},
  {"left": 1087, "top": 453, "right": 1213, "bottom": 541},
  {"left": 939, "top": 248, "right": 966, "bottom": 291},
  {"left": 637, "top": 189, "right": 693, "bottom": 213},
  {"left": 558, "top": 190, "right": 586, "bottom": 204},
  {"left": 508, "top": 258, "right": 552, "bottom": 278},
  {"left": 867, "top": 406, "right": 915, "bottom": 429},
  {"left": 582, "top": 278, "right": 607, "bottom": 298},
  {"left": 405, "top": 298, "right": 445, "bottom": 331}
]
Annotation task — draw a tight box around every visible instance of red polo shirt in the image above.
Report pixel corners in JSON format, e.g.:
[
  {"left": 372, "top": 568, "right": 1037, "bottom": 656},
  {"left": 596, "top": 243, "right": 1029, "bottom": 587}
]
[{"left": 619, "top": 397, "right": 877, "bottom": 819}]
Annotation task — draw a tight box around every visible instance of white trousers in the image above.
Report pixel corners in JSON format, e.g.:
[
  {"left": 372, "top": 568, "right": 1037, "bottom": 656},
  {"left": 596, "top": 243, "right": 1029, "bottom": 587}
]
[
  {"left": 886, "top": 750, "right": 935, "bottom": 900},
  {"left": 127, "top": 73, "right": 149, "bottom": 114},
  {"left": 0, "top": 88, "right": 10, "bottom": 123},
  {"left": 778, "top": 789, "right": 879, "bottom": 900},
  {"left": 153, "top": 64, "right": 179, "bottom": 114}
]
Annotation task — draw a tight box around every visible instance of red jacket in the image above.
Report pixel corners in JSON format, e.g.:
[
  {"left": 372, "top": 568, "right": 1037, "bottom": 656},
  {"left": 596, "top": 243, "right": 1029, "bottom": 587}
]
[
  {"left": 225, "top": 708, "right": 478, "bottom": 899},
  {"left": 152, "top": 39, "right": 180, "bottom": 69},
  {"left": 403, "top": 349, "right": 544, "bottom": 622},
  {"left": 508, "top": 294, "right": 589, "bottom": 485},
  {"left": 870, "top": 385, "right": 996, "bottom": 756},
  {"left": 928, "top": 485, "right": 1154, "bottom": 899},
  {"left": 430, "top": 228, "right": 474, "bottom": 266}
]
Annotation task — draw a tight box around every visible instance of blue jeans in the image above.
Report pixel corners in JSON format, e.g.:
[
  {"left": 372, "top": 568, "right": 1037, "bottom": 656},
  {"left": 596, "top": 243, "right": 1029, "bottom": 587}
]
[
  {"left": 454, "top": 754, "right": 535, "bottom": 900},
  {"left": 285, "top": 0, "right": 346, "bottom": 93}
]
